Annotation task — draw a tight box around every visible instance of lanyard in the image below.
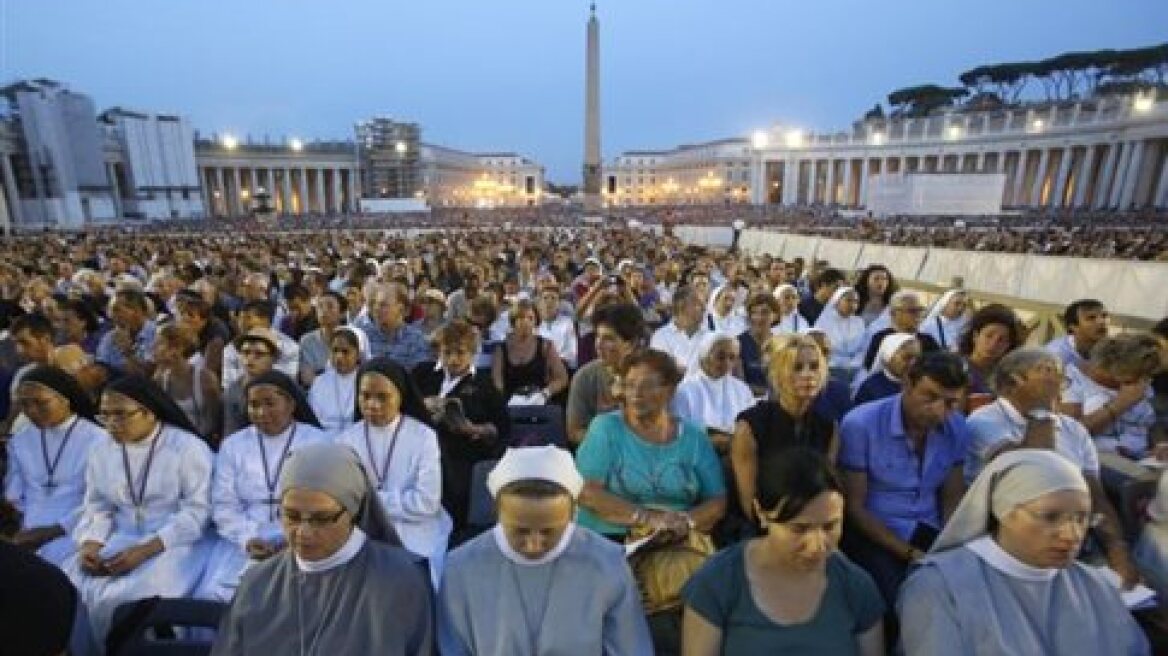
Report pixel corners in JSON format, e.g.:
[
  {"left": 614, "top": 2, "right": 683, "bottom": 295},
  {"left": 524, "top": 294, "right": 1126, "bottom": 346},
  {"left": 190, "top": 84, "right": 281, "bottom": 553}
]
[
  {"left": 258, "top": 424, "right": 299, "bottom": 519},
  {"left": 120, "top": 423, "right": 163, "bottom": 530},
  {"left": 507, "top": 558, "right": 560, "bottom": 654},
  {"left": 364, "top": 418, "right": 405, "bottom": 490},
  {"left": 40, "top": 416, "right": 79, "bottom": 491}
]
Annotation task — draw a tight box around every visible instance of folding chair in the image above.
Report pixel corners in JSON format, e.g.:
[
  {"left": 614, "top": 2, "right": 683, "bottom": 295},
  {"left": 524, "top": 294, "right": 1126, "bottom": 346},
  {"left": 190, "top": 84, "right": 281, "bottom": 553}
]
[
  {"left": 507, "top": 404, "right": 567, "bottom": 448},
  {"left": 107, "top": 597, "right": 226, "bottom": 656},
  {"left": 466, "top": 458, "right": 501, "bottom": 535}
]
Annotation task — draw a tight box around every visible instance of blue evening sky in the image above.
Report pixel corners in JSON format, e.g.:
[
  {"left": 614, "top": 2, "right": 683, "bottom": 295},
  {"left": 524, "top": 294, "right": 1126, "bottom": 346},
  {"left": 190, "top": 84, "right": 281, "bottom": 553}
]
[{"left": 3, "top": 0, "right": 1165, "bottom": 181}]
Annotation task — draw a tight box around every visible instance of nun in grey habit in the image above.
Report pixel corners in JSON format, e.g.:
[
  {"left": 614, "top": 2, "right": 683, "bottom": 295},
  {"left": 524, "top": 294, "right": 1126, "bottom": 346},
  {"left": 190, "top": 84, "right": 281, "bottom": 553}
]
[
  {"left": 897, "top": 449, "right": 1149, "bottom": 656},
  {"left": 210, "top": 442, "right": 433, "bottom": 655}
]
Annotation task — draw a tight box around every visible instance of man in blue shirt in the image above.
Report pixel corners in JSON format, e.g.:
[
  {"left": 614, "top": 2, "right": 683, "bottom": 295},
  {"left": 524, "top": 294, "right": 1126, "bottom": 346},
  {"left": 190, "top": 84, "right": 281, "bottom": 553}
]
[
  {"left": 95, "top": 288, "right": 157, "bottom": 378},
  {"left": 356, "top": 282, "right": 432, "bottom": 369},
  {"left": 838, "top": 352, "right": 970, "bottom": 605}
]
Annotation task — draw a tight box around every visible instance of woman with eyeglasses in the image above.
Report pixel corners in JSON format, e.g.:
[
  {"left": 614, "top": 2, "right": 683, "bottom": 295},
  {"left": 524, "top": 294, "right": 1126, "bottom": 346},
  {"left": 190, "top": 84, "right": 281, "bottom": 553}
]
[
  {"left": 576, "top": 348, "right": 726, "bottom": 655},
  {"left": 682, "top": 448, "right": 885, "bottom": 655},
  {"left": 4, "top": 365, "right": 106, "bottom": 567},
  {"left": 336, "top": 357, "right": 451, "bottom": 588},
  {"left": 195, "top": 370, "right": 327, "bottom": 602},
  {"left": 211, "top": 443, "right": 433, "bottom": 654},
  {"left": 898, "top": 449, "right": 1149, "bottom": 655},
  {"left": 852, "top": 335, "right": 921, "bottom": 407},
  {"left": 64, "top": 375, "right": 212, "bottom": 645}
]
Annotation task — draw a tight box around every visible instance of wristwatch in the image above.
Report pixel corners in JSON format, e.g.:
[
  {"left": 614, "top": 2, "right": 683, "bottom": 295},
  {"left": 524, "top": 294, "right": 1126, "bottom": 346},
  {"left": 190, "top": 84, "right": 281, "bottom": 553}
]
[{"left": 1026, "top": 409, "right": 1053, "bottom": 422}]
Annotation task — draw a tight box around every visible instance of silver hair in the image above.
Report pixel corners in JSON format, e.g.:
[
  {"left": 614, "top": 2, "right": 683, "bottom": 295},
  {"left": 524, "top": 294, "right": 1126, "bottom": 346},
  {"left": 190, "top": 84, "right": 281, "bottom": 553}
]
[
  {"left": 889, "top": 290, "right": 921, "bottom": 309},
  {"left": 990, "top": 347, "right": 1059, "bottom": 395}
]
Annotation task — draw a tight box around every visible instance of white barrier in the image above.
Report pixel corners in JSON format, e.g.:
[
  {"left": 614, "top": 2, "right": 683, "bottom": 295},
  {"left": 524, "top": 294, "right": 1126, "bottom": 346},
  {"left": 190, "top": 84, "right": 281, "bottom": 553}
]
[{"left": 696, "top": 229, "right": 1168, "bottom": 321}]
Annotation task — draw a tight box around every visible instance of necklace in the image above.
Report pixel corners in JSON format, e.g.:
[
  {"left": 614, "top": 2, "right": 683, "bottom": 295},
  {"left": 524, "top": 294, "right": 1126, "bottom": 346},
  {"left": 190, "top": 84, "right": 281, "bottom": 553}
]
[
  {"left": 120, "top": 423, "right": 163, "bottom": 532},
  {"left": 40, "top": 416, "right": 79, "bottom": 493},
  {"left": 257, "top": 424, "right": 298, "bottom": 520},
  {"left": 364, "top": 418, "right": 404, "bottom": 490}
]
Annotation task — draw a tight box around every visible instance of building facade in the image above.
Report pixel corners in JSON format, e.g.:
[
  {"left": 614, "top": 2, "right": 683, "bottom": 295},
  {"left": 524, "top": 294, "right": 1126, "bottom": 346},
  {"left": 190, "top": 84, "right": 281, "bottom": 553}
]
[
  {"left": 750, "top": 93, "right": 1168, "bottom": 211},
  {"left": 421, "top": 145, "right": 543, "bottom": 208},
  {"left": 602, "top": 138, "right": 753, "bottom": 207}
]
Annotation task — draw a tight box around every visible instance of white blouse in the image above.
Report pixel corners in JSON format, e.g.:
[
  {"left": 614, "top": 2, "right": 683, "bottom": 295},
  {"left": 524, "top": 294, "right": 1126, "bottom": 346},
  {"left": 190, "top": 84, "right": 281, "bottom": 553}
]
[{"left": 308, "top": 368, "right": 358, "bottom": 439}]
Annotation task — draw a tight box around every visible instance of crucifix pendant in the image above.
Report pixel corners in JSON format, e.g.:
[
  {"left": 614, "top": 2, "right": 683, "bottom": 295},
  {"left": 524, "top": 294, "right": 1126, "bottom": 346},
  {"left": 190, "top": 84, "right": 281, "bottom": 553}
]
[
  {"left": 267, "top": 495, "right": 277, "bottom": 521},
  {"left": 43, "top": 480, "right": 57, "bottom": 494},
  {"left": 135, "top": 507, "right": 144, "bottom": 532}
]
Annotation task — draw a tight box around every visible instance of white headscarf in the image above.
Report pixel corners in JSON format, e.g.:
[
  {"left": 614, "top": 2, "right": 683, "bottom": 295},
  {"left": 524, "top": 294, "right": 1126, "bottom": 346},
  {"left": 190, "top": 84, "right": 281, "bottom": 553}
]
[
  {"left": 487, "top": 446, "right": 584, "bottom": 499},
  {"left": 921, "top": 289, "right": 968, "bottom": 352},
  {"left": 930, "top": 449, "right": 1088, "bottom": 554},
  {"left": 872, "top": 332, "right": 918, "bottom": 381},
  {"left": 705, "top": 283, "right": 746, "bottom": 334},
  {"left": 673, "top": 332, "right": 756, "bottom": 434},
  {"left": 813, "top": 286, "right": 866, "bottom": 367},
  {"left": 771, "top": 284, "right": 808, "bottom": 335},
  {"left": 335, "top": 325, "right": 372, "bottom": 360}
]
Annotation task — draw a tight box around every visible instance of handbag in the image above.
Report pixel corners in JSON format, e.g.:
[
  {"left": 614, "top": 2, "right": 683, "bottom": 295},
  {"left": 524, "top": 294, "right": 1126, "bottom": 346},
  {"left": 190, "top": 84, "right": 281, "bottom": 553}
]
[{"left": 626, "top": 523, "right": 715, "bottom": 614}]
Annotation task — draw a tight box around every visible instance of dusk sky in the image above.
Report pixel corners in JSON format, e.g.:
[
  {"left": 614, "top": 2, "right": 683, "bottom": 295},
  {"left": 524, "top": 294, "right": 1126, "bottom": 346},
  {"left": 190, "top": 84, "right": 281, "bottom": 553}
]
[{"left": 4, "top": 0, "right": 1166, "bottom": 182}]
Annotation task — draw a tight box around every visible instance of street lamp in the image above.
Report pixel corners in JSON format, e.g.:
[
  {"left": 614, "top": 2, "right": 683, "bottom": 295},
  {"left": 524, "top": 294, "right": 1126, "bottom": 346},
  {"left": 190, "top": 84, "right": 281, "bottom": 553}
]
[{"left": 395, "top": 141, "right": 408, "bottom": 198}]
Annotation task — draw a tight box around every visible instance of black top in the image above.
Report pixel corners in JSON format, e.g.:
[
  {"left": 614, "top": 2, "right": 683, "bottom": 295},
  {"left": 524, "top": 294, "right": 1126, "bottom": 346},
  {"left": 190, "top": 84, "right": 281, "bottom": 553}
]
[
  {"left": 410, "top": 365, "right": 509, "bottom": 463},
  {"left": 736, "top": 400, "right": 834, "bottom": 459},
  {"left": 798, "top": 296, "right": 826, "bottom": 326},
  {"left": 497, "top": 336, "right": 549, "bottom": 399},
  {"left": 862, "top": 329, "right": 941, "bottom": 371}
]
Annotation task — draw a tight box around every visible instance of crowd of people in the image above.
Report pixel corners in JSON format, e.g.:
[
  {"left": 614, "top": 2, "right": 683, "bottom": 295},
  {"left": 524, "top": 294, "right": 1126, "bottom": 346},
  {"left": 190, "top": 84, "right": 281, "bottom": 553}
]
[{"left": 1, "top": 221, "right": 1167, "bottom": 654}]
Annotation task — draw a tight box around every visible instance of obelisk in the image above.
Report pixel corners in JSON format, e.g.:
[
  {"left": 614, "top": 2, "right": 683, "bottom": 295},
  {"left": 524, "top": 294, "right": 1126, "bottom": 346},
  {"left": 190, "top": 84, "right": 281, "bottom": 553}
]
[{"left": 582, "top": 3, "right": 601, "bottom": 212}]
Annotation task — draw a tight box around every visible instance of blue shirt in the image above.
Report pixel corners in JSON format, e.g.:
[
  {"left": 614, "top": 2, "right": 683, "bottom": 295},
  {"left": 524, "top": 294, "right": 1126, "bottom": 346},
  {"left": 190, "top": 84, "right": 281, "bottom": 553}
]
[
  {"left": 95, "top": 320, "right": 157, "bottom": 372},
  {"left": 355, "top": 317, "right": 432, "bottom": 369},
  {"left": 838, "top": 393, "right": 969, "bottom": 541},
  {"left": 576, "top": 411, "right": 726, "bottom": 536}
]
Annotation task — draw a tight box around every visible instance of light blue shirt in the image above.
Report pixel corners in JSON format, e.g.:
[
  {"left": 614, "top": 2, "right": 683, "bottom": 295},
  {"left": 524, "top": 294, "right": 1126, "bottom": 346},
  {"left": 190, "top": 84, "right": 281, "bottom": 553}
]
[
  {"left": 95, "top": 319, "right": 157, "bottom": 372},
  {"left": 838, "top": 393, "right": 969, "bottom": 540}
]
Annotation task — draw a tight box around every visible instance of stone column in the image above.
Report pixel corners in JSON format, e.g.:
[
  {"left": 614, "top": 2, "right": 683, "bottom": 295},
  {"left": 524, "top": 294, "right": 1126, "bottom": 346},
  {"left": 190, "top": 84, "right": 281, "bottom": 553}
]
[
  {"left": 824, "top": 159, "right": 836, "bottom": 205},
  {"left": 840, "top": 159, "right": 853, "bottom": 207},
  {"left": 212, "top": 168, "right": 225, "bottom": 217},
  {"left": 782, "top": 159, "right": 799, "bottom": 206},
  {"left": 1107, "top": 142, "right": 1132, "bottom": 209},
  {"left": 297, "top": 169, "right": 310, "bottom": 215},
  {"left": 1072, "top": 146, "right": 1097, "bottom": 208},
  {"left": 1153, "top": 150, "right": 1168, "bottom": 209},
  {"left": 1029, "top": 149, "right": 1050, "bottom": 207},
  {"left": 1117, "top": 140, "right": 1145, "bottom": 210},
  {"left": 314, "top": 168, "right": 327, "bottom": 213},
  {"left": 230, "top": 167, "right": 243, "bottom": 216},
  {"left": 0, "top": 154, "right": 21, "bottom": 230},
  {"left": 1009, "top": 152, "right": 1029, "bottom": 207},
  {"left": 347, "top": 169, "right": 359, "bottom": 212},
  {"left": 332, "top": 168, "right": 344, "bottom": 213},
  {"left": 858, "top": 159, "right": 871, "bottom": 208},
  {"left": 283, "top": 168, "right": 294, "bottom": 214},
  {"left": 803, "top": 160, "right": 815, "bottom": 205},
  {"left": 1095, "top": 143, "right": 1123, "bottom": 210},
  {"left": 1050, "top": 148, "right": 1075, "bottom": 208}
]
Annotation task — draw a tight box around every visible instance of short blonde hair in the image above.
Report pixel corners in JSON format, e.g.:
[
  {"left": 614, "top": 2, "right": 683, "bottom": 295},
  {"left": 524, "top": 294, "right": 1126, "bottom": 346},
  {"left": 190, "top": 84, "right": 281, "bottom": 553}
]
[{"left": 764, "top": 334, "right": 828, "bottom": 393}]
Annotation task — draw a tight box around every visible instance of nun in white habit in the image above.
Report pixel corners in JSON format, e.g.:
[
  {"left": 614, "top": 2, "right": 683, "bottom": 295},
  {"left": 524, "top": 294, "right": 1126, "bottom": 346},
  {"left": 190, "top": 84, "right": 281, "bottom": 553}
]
[
  {"left": 705, "top": 283, "right": 747, "bottom": 335},
  {"left": 335, "top": 356, "right": 451, "bottom": 588},
  {"left": 4, "top": 365, "right": 107, "bottom": 568},
  {"left": 672, "top": 332, "right": 756, "bottom": 452},
  {"left": 813, "top": 286, "right": 866, "bottom": 383},
  {"left": 770, "top": 283, "right": 810, "bottom": 335},
  {"left": 307, "top": 325, "right": 368, "bottom": 439},
  {"left": 898, "top": 449, "right": 1149, "bottom": 656},
  {"left": 196, "top": 370, "right": 329, "bottom": 602},
  {"left": 438, "top": 446, "right": 653, "bottom": 656},
  {"left": 920, "top": 289, "right": 969, "bottom": 353},
  {"left": 65, "top": 375, "right": 213, "bottom": 645}
]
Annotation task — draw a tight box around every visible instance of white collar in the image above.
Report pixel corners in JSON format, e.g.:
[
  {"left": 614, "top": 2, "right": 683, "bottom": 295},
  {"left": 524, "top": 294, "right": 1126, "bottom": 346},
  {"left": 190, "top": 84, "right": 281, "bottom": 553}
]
[
  {"left": 295, "top": 527, "right": 367, "bottom": 573},
  {"left": 996, "top": 398, "right": 1027, "bottom": 426},
  {"left": 46, "top": 414, "right": 79, "bottom": 434},
  {"left": 256, "top": 421, "right": 295, "bottom": 441},
  {"left": 492, "top": 522, "right": 576, "bottom": 567},
  {"left": 966, "top": 535, "right": 1058, "bottom": 582},
  {"left": 366, "top": 413, "right": 403, "bottom": 434}
]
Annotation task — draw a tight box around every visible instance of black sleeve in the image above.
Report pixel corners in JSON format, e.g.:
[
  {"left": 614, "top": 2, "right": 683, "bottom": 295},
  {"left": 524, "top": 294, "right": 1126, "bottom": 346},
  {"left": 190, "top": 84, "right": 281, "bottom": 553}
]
[{"left": 862, "top": 330, "right": 887, "bottom": 371}]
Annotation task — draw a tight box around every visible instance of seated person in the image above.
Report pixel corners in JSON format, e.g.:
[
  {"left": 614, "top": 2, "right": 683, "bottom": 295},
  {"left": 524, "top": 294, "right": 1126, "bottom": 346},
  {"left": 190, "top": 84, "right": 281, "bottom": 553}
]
[
  {"left": 211, "top": 443, "right": 433, "bottom": 654},
  {"left": 1135, "top": 467, "right": 1168, "bottom": 598},
  {"left": 838, "top": 352, "right": 970, "bottom": 606},
  {"left": 673, "top": 332, "right": 755, "bottom": 454},
  {"left": 1063, "top": 333, "right": 1161, "bottom": 459},
  {"left": 898, "top": 450, "right": 1149, "bottom": 655},
  {"left": 565, "top": 302, "right": 644, "bottom": 446},
  {"left": 683, "top": 448, "right": 884, "bottom": 655},
  {"left": 853, "top": 334, "right": 920, "bottom": 407},
  {"left": 490, "top": 299, "right": 569, "bottom": 405},
  {"left": 438, "top": 446, "right": 653, "bottom": 655}
]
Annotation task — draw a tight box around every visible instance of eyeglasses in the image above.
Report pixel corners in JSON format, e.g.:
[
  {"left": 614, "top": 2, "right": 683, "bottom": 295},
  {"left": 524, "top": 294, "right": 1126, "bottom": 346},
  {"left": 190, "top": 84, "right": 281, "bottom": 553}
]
[
  {"left": 278, "top": 507, "right": 347, "bottom": 529},
  {"left": 1017, "top": 507, "right": 1103, "bottom": 532},
  {"left": 96, "top": 407, "right": 146, "bottom": 424}
]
